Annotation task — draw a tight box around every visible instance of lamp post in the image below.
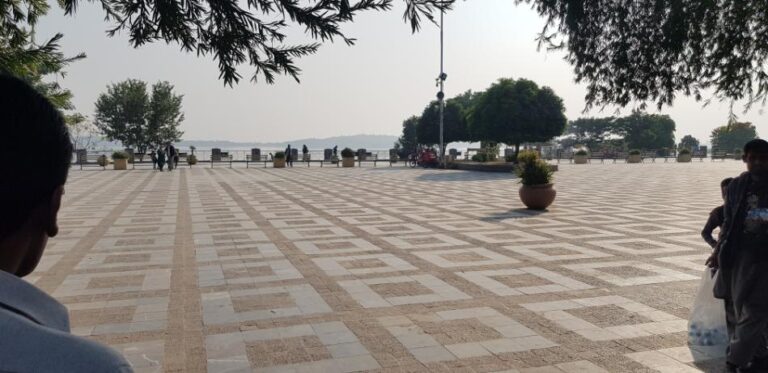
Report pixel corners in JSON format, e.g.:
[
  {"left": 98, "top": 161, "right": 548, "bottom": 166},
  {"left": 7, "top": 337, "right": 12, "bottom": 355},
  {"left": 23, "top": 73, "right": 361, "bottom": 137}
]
[{"left": 437, "top": 8, "right": 446, "bottom": 168}]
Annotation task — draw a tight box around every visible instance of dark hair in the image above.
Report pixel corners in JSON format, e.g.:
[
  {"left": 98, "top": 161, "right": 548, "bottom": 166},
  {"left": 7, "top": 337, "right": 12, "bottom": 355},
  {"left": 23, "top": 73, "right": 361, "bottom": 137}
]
[
  {"left": 721, "top": 177, "right": 733, "bottom": 189},
  {"left": 0, "top": 75, "right": 73, "bottom": 239},
  {"left": 743, "top": 139, "right": 768, "bottom": 156}
]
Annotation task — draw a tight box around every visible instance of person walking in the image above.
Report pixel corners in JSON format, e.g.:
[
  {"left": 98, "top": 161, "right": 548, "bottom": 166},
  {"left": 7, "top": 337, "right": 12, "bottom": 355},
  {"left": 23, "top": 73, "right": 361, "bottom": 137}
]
[
  {"left": 709, "top": 139, "right": 768, "bottom": 373},
  {"left": 286, "top": 144, "right": 293, "bottom": 168},
  {"left": 166, "top": 143, "right": 177, "bottom": 171},
  {"left": 150, "top": 148, "right": 157, "bottom": 170},
  {"left": 157, "top": 148, "right": 166, "bottom": 171},
  {"left": 702, "top": 178, "right": 734, "bottom": 248}
]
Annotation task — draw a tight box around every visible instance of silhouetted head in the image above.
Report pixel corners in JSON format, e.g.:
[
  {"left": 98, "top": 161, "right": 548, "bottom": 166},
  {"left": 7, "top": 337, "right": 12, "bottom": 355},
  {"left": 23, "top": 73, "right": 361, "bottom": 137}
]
[
  {"left": 0, "top": 74, "right": 73, "bottom": 277},
  {"left": 743, "top": 139, "right": 768, "bottom": 177}
]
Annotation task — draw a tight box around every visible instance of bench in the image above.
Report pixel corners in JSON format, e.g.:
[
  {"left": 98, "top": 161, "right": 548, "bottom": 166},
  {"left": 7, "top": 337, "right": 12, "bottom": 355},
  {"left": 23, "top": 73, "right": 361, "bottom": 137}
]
[
  {"left": 711, "top": 151, "right": 728, "bottom": 161},
  {"left": 74, "top": 154, "right": 107, "bottom": 170},
  {"left": 641, "top": 152, "right": 656, "bottom": 162},
  {"left": 589, "top": 151, "right": 605, "bottom": 163}
]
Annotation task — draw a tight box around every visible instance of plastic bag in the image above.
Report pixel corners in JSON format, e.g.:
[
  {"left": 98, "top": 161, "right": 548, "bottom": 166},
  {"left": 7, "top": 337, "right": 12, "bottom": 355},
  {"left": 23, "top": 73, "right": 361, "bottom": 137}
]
[{"left": 688, "top": 268, "right": 728, "bottom": 346}]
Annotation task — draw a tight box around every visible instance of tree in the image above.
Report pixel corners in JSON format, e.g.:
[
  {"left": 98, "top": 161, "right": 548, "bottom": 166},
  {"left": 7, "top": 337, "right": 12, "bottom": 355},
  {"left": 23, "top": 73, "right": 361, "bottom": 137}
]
[
  {"left": 65, "top": 113, "right": 97, "bottom": 150},
  {"left": 678, "top": 135, "right": 700, "bottom": 150},
  {"left": 94, "top": 79, "right": 184, "bottom": 157},
  {"left": 523, "top": 0, "right": 768, "bottom": 109},
  {"left": 395, "top": 116, "right": 419, "bottom": 158},
  {"left": 566, "top": 117, "right": 617, "bottom": 150},
  {"left": 468, "top": 78, "right": 567, "bottom": 158},
  {"left": 613, "top": 111, "right": 675, "bottom": 151},
  {"left": 417, "top": 99, "right": 469, "bottom": 145},
  {"left": 711, "top": 122, "right": 758, "bottom": 153}
]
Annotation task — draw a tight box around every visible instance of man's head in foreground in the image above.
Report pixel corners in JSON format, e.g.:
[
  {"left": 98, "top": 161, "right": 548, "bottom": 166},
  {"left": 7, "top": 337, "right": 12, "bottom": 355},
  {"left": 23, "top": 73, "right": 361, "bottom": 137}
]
[
  {"left": 0, "top": 74, "right": 73, "bottom": 277},
  {"left": 743, "top": 139, "right": 768, "bottom": 178}
]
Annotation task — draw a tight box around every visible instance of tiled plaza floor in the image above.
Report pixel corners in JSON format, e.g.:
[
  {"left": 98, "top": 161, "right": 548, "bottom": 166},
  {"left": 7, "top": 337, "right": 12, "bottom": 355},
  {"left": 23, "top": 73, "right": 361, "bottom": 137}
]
[{"left": 38, "top": 161, "right": 748, "bottom": 372}]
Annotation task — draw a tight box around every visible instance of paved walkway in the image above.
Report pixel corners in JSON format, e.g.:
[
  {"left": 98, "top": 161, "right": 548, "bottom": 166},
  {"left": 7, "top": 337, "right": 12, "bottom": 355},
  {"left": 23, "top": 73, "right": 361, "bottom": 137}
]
[{"left": 38, "top": 162, "right": 746, "bottom": 372}]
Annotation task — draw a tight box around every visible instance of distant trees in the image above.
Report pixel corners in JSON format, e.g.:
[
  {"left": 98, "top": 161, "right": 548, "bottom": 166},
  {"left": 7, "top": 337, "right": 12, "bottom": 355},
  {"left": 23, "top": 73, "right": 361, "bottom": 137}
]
[
  {"left": 565, "top": 117, "right": 617, "bottom": 150},
  {"left": 711, "top": 122, "right": 758, "bottom": 153},
  {"left": 468, "top": 78, "right": 567, "bottom": 158},
  {"left": 678, "top": 135, "right": 700, "bottom": 150},
  {"left": 394, "top": 116, "right": 419, "bottom": 158},
  {"left": 614, "top": 112, "right": 676, "bottom": 151},
  {"left": 416, "top": 99, "right": 469, "bottom": 145},
  {"left": 94, "top": 79, "right": 184, "bottom": 157}
]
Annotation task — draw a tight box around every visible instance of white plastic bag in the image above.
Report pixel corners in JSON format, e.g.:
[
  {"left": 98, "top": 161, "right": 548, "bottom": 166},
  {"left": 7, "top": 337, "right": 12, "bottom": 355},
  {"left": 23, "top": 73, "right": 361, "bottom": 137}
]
[{"left": 688, "top": 268, "right": 728, "bottom": 346}]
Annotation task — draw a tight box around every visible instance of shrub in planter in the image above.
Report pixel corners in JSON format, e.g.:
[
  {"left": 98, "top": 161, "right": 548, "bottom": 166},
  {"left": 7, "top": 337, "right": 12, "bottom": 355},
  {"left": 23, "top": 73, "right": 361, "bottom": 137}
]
[
  {"left": 628, "top": 149, "right": 642, "bottom": 163},
  {"left": 97, "top": 154, "right": 108, "bottom": 167},
  {"left": 516, "top": 159, "right": 556, "bottom": 210},
  {"left": 112, "top": 151, "right": 129, "bottom": 170},
  {"left": 517, "top": 149, "right": 539, "bottom": 166},
  {"left": 677, "top": 148, "right": 692, "bottom": 162},
  {"left": 273, "top": 151, "right": 286, "bottom": 168},
  {"left": 471, "top": 153, "right": 488, "bottom": 162},
  {"left": 187, "top": 154, "right": 198, "bottom": 165},
  {"left": 341, "top": 147, "right": 355, "bottom": 167},
  {"left": 574, "top": 149, "right": 588, "bottom": 164}
]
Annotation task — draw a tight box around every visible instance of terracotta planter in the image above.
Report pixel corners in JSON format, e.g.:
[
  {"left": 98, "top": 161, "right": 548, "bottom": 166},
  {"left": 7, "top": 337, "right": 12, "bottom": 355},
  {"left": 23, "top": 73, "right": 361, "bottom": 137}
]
[
  {"left": 574, "top": 154, "right": 588, "bottom": 164},
  {"left": 519, "top": 184, "right": 556, "bottom": 210},
  {"left": 677, "top": 154, "right": 692, "bottom": 163},
  {"left": 113, "top": 158, "right": 127, "bottom": 170},
  {"left": 342, "top": 157, "right": 355, "bottom": 167},
  {"left": 627, "top": 154, "right": 642, "bottom": 163},
  {"left": 273, "top": 159, "right": 285, "bottom": 168}
]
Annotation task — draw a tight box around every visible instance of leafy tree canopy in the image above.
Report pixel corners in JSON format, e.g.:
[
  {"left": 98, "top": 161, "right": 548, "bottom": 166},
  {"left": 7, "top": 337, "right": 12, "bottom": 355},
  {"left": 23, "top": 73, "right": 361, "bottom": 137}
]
[
  {"left": 613, "top": 111, "right": 676, "bottom": 150},
  {"left": 711, "top": 121, "right": 758, "bottom": 153},
  {"left": 565, "top": 117, "right": 617, "bottom": 150},
  {"left": 416, "top": 95, "right": 472, "bottom": 145},
  {"left": 94, "top": 79, "right": 184, "bottom": 156},
  {"left": 678, "top": 135, "right": 700, "bottom": 150},
  {"left": 522, "top": 0, "right": 768, "bottom": 109},
  {"left": 394, "top": 116, "right": 418, "bottom": 158},
  {"left": 469, "top": 78, "right": 567, "bottom": 156}
]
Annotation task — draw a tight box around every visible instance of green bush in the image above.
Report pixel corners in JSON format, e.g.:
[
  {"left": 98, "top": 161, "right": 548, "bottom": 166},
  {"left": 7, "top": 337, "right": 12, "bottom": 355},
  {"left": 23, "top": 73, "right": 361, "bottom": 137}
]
[
  {"left": 97, "top": 154, "right": 108, "bottom": 166},
  {"left": 517, "top": 149, "right": 540, "bottom": 164},
  {"left": 471, "top": 153, "right": 488, "bottom": 162},
  {"left": 341, "top": 147, "right": 355, "bottom": 158},
  {"left": 187, "top": 154, "right": 198, "bottom": 165},
  {"left": 112, "top": 151, "right": 129, "bottom": 160},
  {"left": 516, "top": 159, "right": 553, "bottom": 186},
  {"left": 678, "top": 148, "right": 691, "bottom": 155},
  {"left": 273, "top": 151, "right": 286, "bottom": 160},
  {"left": 575, "top": 149, "right": 588, "bottom": 156},
  {"left": 629, "top": 149, "right": 642, "bottom": 155}
]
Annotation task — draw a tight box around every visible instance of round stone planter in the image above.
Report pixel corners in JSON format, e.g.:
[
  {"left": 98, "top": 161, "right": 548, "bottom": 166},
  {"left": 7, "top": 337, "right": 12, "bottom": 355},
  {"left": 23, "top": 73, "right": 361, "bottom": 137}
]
[
  {"left": 519, "top": 183, "right": 556, "bottom": 210},
  {"left": 113, "top": 158, "right": 127, "bottom": 170},
  {"left": 273, "top": 159, "right": 286, "bottom": 168},
  {"left": 342, "top": 157, "right": 355, "bottom": 167},
  {"left": 677, "top": 154, "right": 692, "bottom": 163},
  {"left": 627, "top": 154, "right": 642, "bottom": 163},
  {"left": 574, "top": 154, "right": 588, "bottom": 164}
]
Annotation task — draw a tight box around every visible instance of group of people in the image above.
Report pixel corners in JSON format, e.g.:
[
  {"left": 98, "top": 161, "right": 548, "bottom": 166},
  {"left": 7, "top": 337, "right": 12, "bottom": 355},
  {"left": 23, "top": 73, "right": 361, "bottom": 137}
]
[
  {"left": 148, "top": 143, "right": 178, "bottom": 171},
  {"left": 702, "top": 139, "right": 768, "bottom": 373}
]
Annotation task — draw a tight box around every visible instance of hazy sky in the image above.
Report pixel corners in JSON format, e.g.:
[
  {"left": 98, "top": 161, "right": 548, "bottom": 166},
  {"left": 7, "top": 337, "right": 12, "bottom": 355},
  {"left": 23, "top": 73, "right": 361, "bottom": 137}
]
[{"left": 39, "top": 0, "right": 766, "bottom": 144}]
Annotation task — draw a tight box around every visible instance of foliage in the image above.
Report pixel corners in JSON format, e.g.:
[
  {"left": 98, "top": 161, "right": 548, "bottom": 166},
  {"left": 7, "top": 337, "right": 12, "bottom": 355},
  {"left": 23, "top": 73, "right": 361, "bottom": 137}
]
[
  {"left": 66, "top": 113, "right": 97, "bottom": 150},
  {"left": 341, "top": 147, "right": 355, "bottom": 158},
  {"left": 417, "top": 99, "right": 470, "bottom": 145},
  {"left": 679, "top": 135, "right": 700, "bottom": 150},
  {"left": 521, "top": 0, "right": 768, "bottom": 110},
  {"left": 481, "top": 142, "right": 499, "bottom": 161},
  {"left": 678, "top": 148, "right": 691, "bottom": 155},
  {"left": 575, "top": 149, "right": 588, "bottom": 156},
  {"left": 613, "top": 111, "right": 675, "bottom": 150},
  {"left": 1, "top": 1, "right": 86, "bottom": 109},
  {"left": 45, "top": 0, "right": 451, "bottom": 85},
  {"left": 273, "top": 151, "right": 285, "bottom": 160},
  {"left": 395, "top": 116, "right": 419, "bottom": 158},
  {"left": 710, "top": 122, "right": 758, "bottom": 153},
  {"left": 187, "top": 154, "right": 197, "bottom": 165},
  {"left": 469, "top": 78, "right": 567, "bottom": 158},
  {"left": 517, "top": 149, "right": 540, "bottom": 164},
  {"left": 471, "top": 153, "right": 488, "bottom": 162},
  {"left": 565, "top": 117, "right": 617, "bottom": 150},
  {"left": 94, "top": 79, "right": 185, "bottom": 156},
  {"left": 96, "top": 154, "right": 108, "bottom": 166},
  {"left": 516, "top": 159, "right": 553, "bottom": 186},
  {"left": 111, "top": 151, "right": 129, "bottom": 160},
  {"left": 629, "top": 149, "right": 641, "bottom": 155}
]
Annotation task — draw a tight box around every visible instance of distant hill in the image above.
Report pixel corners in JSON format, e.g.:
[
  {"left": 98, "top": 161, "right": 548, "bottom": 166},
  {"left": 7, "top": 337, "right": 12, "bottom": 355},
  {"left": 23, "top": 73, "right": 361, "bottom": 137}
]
[{"left": 177, "top": 134, "right": 399, "bottom": 150}]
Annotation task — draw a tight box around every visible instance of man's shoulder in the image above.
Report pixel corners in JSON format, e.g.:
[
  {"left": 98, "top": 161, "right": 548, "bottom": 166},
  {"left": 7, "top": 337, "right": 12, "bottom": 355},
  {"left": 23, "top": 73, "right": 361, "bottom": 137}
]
[{"left": 0, "top": 311, "right": 132, "bottom": 372}]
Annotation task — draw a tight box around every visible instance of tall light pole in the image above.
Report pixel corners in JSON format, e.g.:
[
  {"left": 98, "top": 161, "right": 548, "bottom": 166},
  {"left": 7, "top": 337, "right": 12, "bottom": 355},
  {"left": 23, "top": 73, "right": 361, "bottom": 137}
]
[{"left": 437, "top": 8, "right": 446, "bottom": 169}]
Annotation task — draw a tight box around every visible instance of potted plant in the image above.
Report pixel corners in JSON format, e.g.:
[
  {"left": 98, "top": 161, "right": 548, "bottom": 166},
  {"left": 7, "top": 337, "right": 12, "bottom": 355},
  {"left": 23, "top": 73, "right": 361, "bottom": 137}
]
[
  {"left": 628, "top": 149, "right": 642, "bottom": 163},
  {"left": 187, "top": 154, "right": 198, "bottom": 165},
  {"left": 97, "top": 154, "right": 108, "bottom": 167},
  {"left": 677, "top": 148, "right": 692, "bottom": 163},
  {"left": 516, "top": 149, "right": 540, "bottom": 168},
  {"left": 341, "top": 147, "right": 355, "bottom": 167},
  {"left": 112, "top": 151, "right": 129, "bottom": 170},
  {"left": 471, "top": 153, "right": 488, "bottom": 162},
  {"left": 516, "top": 159, "right": 556, "bottom": 210},
  {"left": 273, "top": 151, "right": 286, "bottom": 168},
  {"left": 574, "top": 149, "right": 588, "bottom": 164}
]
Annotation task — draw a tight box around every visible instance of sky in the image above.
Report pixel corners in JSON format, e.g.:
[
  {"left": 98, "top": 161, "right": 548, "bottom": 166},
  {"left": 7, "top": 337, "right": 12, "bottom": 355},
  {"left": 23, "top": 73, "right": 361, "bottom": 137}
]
[{"left": 38, "top": 0, "right": 767, "bottom": 144}]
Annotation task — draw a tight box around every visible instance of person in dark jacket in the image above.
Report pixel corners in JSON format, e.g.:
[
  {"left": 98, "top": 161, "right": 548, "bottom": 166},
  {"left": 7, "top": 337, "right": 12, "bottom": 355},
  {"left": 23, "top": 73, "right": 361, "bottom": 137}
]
[
  {"left": 702, "top": 177, "right": 734, "bottom": 248},
  {"left": 285, "top": 144, "right": 293, "bottom": 167},
  {"left": 157, "top": 149, "right": 166, "bottom": 171},
  {"left": 709, "top": 139, "right": 768, "bottom": 372}
]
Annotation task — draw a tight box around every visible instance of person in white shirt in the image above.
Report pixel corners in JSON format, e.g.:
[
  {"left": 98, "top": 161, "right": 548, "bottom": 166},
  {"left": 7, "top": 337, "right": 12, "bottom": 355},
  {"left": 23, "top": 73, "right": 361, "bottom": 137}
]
[{"left": 0, "top": 74, "right": 133, "bottom": 372}]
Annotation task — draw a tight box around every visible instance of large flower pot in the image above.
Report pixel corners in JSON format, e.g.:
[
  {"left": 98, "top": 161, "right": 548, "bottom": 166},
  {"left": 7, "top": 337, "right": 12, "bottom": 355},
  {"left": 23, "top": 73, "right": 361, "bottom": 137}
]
[
  {"left": 627, "top": 154, "right": 642, "bottom": 163},
  {"left": 519, "top": 184, "right": 556, "bottom": 210},
  {"left": 677, "top": 154, "right": 692, "bottom": 163},
  {"left": 574, "top": 154, "right": 588, "bottom": 164},
  {"left": 342, "top": 157, "right": 355, "bottom": 167},
  {"left": 113, "top": 159, "right": 127, "bottom": 170},
  {"left": 273, "top": 159, "right": 286, "bottom": 168}
]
